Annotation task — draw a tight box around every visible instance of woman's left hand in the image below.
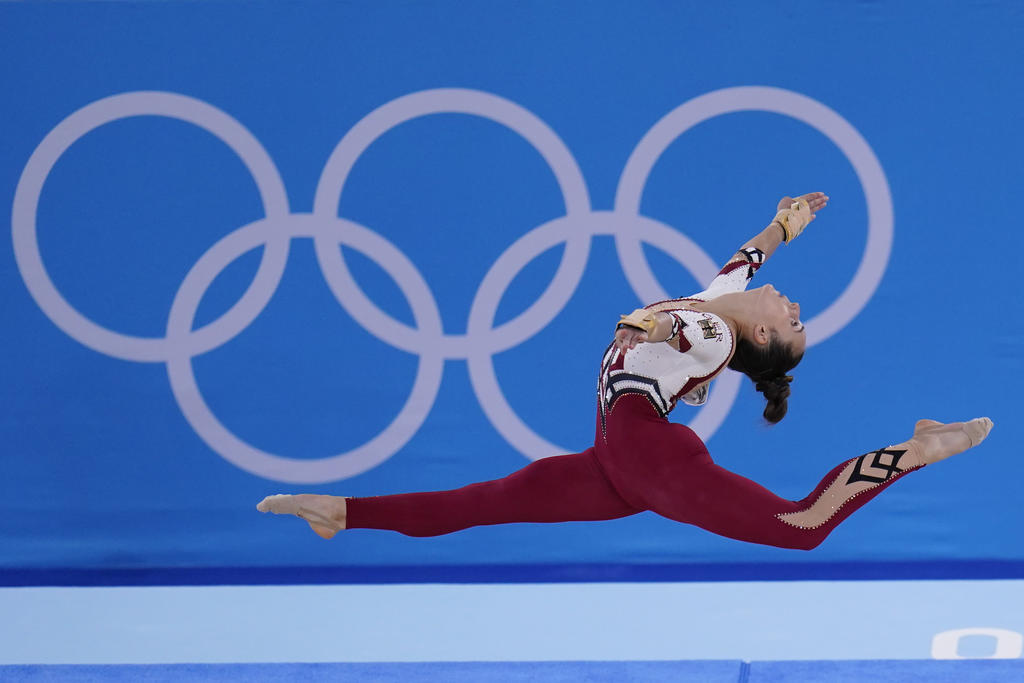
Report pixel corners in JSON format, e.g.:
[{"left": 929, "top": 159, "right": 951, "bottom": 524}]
[{"left": 778, "top": 192, "right": 829, "bottom": 220}]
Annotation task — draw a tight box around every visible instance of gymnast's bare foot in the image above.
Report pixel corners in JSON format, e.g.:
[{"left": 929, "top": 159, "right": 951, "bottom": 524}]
[
  {"left": 911, "top": 418, "right": 994, "bottom": 464},
  {"left": 257, "top": 494, "right": 347, "bottom": 539}
]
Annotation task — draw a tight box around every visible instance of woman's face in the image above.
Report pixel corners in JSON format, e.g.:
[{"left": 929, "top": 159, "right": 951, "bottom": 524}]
[{"left": 754, "top": 284, "right": 807, "bottom": 355}]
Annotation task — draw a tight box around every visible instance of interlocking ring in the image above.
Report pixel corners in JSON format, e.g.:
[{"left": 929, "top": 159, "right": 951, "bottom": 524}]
[{"left": 12, "top": 87, "right": 892, "bottom": 483}]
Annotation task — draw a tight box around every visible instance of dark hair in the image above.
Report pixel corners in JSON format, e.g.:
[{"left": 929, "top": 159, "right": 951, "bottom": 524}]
[{"left": 727, "top": 331, "right": 803, "bottom": 424}]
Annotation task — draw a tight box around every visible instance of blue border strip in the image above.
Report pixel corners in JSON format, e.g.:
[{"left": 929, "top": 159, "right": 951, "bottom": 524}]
[{"left": 2, "top": 560, "right": 1023, "bottom": 586}]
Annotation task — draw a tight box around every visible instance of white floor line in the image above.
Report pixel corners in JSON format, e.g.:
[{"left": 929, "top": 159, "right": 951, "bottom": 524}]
[{"left": 0, "top": 580, "right": 1022, "bottom": 664}]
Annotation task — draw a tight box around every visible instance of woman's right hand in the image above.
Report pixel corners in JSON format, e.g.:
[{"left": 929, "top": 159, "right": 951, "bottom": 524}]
[{"left": 615, "top": 326, "right": 648, "bottom": 352}]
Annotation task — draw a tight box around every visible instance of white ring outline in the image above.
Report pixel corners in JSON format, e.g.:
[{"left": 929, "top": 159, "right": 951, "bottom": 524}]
[
  {"left": 12, "top": 91, "right": 292, "bottom": 362},
  {"left": 615, "top": 86, "right": 893, "bottom": 347},
  {"left": 312, "top": 88, "right": 593, "bottom": 358},
  {"left": 165, "top": 214, "right": 444, "bottom": 483},
  {"left": 11, "top": 87, "right": 892, "bottom": 482},
  {"left": 465, "top": 211, "right": 741, "bottom": 459}
]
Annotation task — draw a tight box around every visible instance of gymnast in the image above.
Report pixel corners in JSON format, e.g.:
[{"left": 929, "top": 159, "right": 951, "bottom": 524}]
[{"left": 257, "top": 192, "right": 992, "bottom": 549}]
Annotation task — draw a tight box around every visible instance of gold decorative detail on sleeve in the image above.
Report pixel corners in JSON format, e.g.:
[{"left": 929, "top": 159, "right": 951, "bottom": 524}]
[{"left": 697, "top": 318, "right": 720, "bottom": 340}]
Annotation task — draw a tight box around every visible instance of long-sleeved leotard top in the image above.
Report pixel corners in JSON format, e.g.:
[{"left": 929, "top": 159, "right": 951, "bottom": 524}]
[{"left": 598, "top": 247, "right": 765, "bottom": 437}]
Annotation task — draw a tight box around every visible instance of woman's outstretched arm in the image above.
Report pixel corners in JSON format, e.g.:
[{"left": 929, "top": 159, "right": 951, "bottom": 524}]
[
  {"left": 613, "top": 192, "right": 829, "bottom": 351},
  {"left": 727, "top": 191, "right": 829, "bottom": 267}
]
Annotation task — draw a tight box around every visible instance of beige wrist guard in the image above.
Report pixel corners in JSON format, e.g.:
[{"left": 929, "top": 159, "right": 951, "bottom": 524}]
[
  {"left": 616, "top": 308, "right": 658, "bottom": 334},
  {"left": 773, "top": 200, "right": 812, "bottom": 243}
]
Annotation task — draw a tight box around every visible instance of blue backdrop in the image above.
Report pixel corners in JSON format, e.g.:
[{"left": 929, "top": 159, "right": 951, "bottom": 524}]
[{"left": 2, "top": 1, "right": 1021, "bottom": 581}]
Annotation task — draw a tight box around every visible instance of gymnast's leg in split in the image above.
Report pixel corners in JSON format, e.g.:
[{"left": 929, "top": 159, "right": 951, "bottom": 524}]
[
  {"left": 607, "top": 414, "right": 994, "bottom": 551},
  {"left": 256, "top": 415, "right": 993, "bottom": 545},
  {"left": 257, "top": 447, "right": 640, "bottom": 539}
]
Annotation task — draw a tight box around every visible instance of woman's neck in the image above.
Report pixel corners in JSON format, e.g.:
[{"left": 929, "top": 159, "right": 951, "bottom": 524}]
[{"left": 689, "top": 295, "right": 750, "bottom": 342}]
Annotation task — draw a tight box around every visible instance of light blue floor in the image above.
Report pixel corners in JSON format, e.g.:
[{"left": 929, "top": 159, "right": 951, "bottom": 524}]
[{"left": 1, "top": 580, "right": 1022, "bottom": 664}]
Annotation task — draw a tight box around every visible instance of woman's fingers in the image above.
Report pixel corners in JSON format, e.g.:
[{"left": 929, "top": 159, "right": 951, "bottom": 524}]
[
  {"left": 780, "top": 192, "right": 829, "bottom": 213},
  {"left": 797, "top": 192, "right": 829, "bottom": 215},
  {"left": 615, "top": 328, "right": 647, "bottom": 351}
]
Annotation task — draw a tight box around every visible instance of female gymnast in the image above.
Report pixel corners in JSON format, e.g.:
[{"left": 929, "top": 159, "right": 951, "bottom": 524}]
[{"left": 257, "top": 192, "right": 992, "bottom": 549}]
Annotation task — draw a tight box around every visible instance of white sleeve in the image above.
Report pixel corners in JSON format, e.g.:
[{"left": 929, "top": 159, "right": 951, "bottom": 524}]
[
  {"left": 691, "top": 247, "right": 766, "bottom": 300},
  {"left": 620, "top": 309, "right": 734, "bottom": 410}
]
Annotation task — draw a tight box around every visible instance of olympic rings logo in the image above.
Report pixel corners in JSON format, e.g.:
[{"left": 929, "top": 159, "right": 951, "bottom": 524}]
[{"left": 12, "top": 87, "right": 893, "bottom": 484}]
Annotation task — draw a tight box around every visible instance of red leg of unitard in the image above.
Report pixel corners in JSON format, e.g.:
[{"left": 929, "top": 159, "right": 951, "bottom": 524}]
[
  {"left": 345, "top": 448, "right": 640, "bottom": 537},
  {"left": 346, "top": 394, "right": 926, "bottom": 546},
  {"left": 643, "top": 450, "right": 922, "bottom": 550},
  {"left": 597, "top": 395, "right": 926, "bottom": 550}
]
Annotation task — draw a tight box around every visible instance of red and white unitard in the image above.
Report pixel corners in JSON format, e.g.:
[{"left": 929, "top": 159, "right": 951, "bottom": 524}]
[{"left": 346, "top": 250, "right": 927, "bottom": 549}]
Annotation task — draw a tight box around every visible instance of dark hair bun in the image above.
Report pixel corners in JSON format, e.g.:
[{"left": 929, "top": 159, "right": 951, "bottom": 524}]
[
  {"left": 755, "top": 375, "right": 793, "bottom": 423},
  {"left": 755, "top": 375, "right": 792, "bottom": 402},
  {"left": 726, "top": 333, "right": 802, "bottom": 425}
]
